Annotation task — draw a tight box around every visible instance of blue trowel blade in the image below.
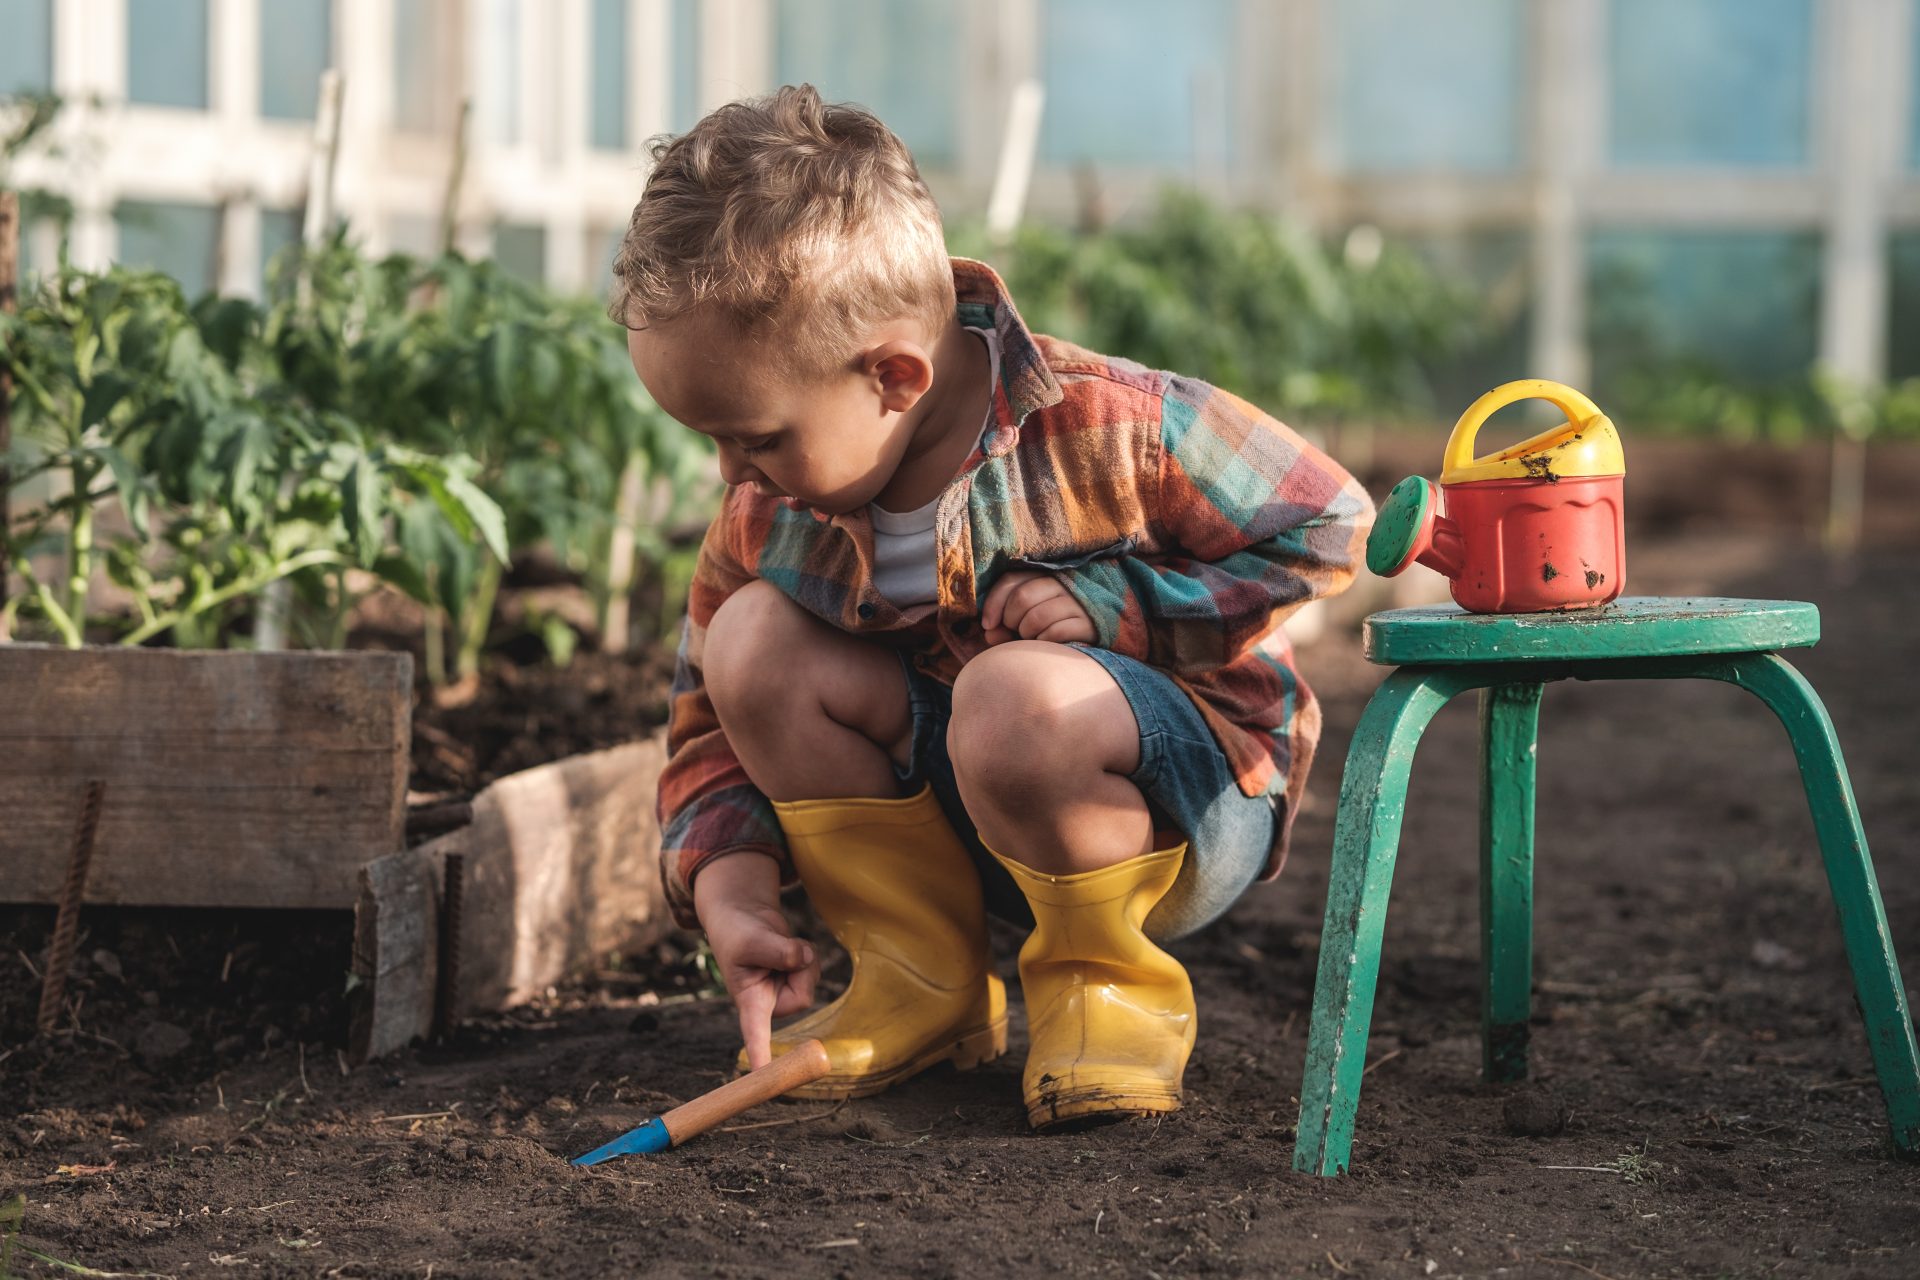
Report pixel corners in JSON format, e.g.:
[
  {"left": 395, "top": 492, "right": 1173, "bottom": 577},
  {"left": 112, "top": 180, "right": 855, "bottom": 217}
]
[{"left": 570, "top": 1116, "right": 673, "bottom": 1165}]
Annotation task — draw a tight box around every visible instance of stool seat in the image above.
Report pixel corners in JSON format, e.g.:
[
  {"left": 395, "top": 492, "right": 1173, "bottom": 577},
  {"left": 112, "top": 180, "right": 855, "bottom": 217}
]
[{"left": 1363, "top": 597, "right": 1820, "bottom": 665}]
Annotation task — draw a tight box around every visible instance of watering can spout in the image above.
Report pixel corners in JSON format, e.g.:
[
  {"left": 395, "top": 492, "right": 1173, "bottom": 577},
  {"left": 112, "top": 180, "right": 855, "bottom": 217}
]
[{"left": 1367, "top": 477, "right": 1457, "bottom": 580}]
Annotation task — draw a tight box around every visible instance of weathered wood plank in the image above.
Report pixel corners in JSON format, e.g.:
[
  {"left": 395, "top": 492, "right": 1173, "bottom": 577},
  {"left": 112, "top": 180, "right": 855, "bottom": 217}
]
[
  {"left": 348, "top": 850, "right": 442, "bottom": 1064},
  {"left": 0, "top": 644, "right": 410, "bottom": 909},
  {"left": 351, "top": 733, "right": 671, "bottom": 1061}
]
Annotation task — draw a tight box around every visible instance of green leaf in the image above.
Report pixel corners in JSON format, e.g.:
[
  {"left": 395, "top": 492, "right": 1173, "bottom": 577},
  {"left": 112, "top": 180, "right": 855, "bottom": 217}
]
[
  {"left": 372, "top": 549, "right": 433, "bottom": 605},
  {"left": 96, "top": 444, "right": 153, "bottom": 540},
  {"left": 342, "top": 454, "right": 386, "bottom": 568},
  {"left": 216, "top": 413, "right": 274, "bottom": 529},
  {"left": 194, "top": 295, "right": 260, "bottom": 370},
  {"left": 79, "top": 370, "right": 131, "bottom": 432},
  {"left": 442, "top": 474, "right": 509, "bottom": 563},
  {"left": 72, "top": 327, "right": 99, "bottom": 385}
]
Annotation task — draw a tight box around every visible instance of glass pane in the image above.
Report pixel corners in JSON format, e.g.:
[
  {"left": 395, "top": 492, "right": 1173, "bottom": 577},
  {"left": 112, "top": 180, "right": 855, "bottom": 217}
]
[
  {"left": 591, "top": 0, "right": 627, "bottom": 150},
  {"left": 1912, "top": 13, "right": 1920, "bottom": 171},
  {"left": 261, "top": 0, "right": 332, "bottom": 120},
  {"left": 259, "top": 207, "right": 303, "bottom": 290},
  {"left": 115, "top": 200, "right": 222, "bottom": 295},
  {"left": 1040, "top": 0, "right": 1237, "bottom": 168},
  {"left": 775, "top": 0, "right": 958, "bottom": 167},
  {"left": 1587, "top": 229, "right": 1820, "bottom": 394},
  {"left": 0, "top": 0, "right": 52, "bottom": 94},
  {"left": 1608, "top": 0, "right": 1811, "bottom": 168},
  {"left": 127, "top": 0, "right": 209, "bottom": 109},
  {"left": 495, "top": 222, "right": 546, "bottom": 283},
  {"left": 671, "top": 0, "right": 700, "bottom": 131},
  {"left": 1890, "top": 233, "right": 1920, "bottom": 382},
  {"left": 594, "top": 223, "right": 625, "bottom": 278},
  {"left": 1325, "top": 0, "right": 1522, "bottom": 173}
]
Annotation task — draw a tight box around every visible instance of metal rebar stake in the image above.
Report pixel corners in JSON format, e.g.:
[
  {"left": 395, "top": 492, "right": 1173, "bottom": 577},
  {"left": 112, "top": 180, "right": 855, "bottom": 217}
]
[
  {"left": 433, "top": 852, "right": 466, "bottom": 1041},
  {"left": 38, "top": 780, "right": 107, "bottom": 1035}
]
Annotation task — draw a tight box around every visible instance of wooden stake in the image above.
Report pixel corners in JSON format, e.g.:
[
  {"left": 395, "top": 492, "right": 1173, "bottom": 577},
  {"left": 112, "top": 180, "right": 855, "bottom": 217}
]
[
  {"left": 986, "top": 80, "right": 1045, "bottom": 247},
  {"left": 37, "top": 780, "right": 107, "bottom": 1035},
  {"left": 439, "top": 98, "right": 473, "bottom": 256},
  {"left": 259, "top": 68, "right": 346, "bottom": 653},
  {"left": 600, "top": 454, "right": 647, "bottom": 653}
]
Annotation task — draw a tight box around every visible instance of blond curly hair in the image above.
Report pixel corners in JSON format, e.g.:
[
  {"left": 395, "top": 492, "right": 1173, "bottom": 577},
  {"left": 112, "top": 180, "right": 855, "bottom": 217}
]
[{"left": 609, "top": 84, "right": 955, "bottom": 375}]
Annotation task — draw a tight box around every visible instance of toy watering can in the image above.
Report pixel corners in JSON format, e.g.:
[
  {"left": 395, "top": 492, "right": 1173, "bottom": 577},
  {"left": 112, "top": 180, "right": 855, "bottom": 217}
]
[{"left": 1368, "top": 379, "right": 1625, "bottom": 614}]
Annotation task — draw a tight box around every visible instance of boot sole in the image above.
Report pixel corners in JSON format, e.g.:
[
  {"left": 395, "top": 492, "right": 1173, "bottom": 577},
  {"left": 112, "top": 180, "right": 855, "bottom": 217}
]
[
  {"left": 781, "top": 1013, "right": 1010, "bottom": 1101},
  {"left": 1027, "top": 1083, "right": 1183, "bottom": 1131}
]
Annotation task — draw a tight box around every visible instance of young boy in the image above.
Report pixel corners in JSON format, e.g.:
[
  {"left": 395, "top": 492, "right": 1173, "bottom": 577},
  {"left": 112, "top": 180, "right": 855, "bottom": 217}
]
[{"left": 612, "top": 85, "right": 1373, "bottom": 1130}]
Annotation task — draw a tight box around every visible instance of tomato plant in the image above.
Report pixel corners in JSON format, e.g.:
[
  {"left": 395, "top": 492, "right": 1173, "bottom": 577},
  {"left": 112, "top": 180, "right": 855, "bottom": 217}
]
[
  {"left": 1, "top": 227, "right": 711, "bottom": 682},
  {"left": 0, "top": 262, "right": 507, "bottom": 650}
]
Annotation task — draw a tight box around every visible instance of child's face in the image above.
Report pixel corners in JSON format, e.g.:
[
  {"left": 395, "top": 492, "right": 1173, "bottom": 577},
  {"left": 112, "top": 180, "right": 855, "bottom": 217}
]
[{"left": 628, "top": 306, "right": 931, "bottom": 518}]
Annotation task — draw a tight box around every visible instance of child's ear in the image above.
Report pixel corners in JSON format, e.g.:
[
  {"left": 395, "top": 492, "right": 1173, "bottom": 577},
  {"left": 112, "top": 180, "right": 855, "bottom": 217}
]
[{"left": 864, "top": 341, "right": 935, "bottom": 413}]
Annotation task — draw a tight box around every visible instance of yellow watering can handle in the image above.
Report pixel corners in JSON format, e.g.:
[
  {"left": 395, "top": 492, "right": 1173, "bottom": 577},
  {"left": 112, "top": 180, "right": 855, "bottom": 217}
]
[{"left": 1442, "top": 379, "right": 1608, "bottom": 477}]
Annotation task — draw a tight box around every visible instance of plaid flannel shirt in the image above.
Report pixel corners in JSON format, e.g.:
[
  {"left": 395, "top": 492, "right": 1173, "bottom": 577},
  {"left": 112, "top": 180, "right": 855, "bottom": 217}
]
[{"left": 657, "top": 258, "right": 1374, "bottom": 927}]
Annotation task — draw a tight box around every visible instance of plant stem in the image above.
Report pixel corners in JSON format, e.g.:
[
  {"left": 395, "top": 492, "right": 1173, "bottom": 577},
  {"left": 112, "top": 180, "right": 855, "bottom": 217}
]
[
  {"left": 329, "top": 565, "right": 351, "bottom": 650},
  {"left": 424, "top": 608, "right": 447, "bottom": 686},
  {"left": 65, "top": 463, "right": 93, "bottom": 634},
  {"left": 456, "top": 555, "right": 502, "bottom": 679},
  {"left": 119, "top": 548, "right": 342, "bottom": 646},
  {"left": 13, "top": 554, "right": 80, "bottom": 646}
]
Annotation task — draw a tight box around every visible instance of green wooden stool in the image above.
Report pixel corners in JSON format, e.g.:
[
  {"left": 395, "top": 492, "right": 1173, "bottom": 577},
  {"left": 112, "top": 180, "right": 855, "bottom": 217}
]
[{"left": 1291, "top": 598, "right": 1920, "bottom": 1176}]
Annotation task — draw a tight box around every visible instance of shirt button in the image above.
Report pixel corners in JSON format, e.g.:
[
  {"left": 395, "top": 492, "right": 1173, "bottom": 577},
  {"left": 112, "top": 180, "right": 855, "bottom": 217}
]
[{"left": 857, "top": 602, "right": 876, "bottom": 620}]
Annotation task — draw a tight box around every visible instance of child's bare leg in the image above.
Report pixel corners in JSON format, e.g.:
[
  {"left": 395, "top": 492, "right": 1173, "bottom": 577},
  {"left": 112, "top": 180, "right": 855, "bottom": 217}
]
[
  {"left": 947, "top": 640, "right": 1156, "bottom": 874},
  {"left": 704, "top": 580, "right": 913, "bottom": 802},
  {"left": 700, "top": 580, "right": 1008, "bottom": 1095},
  {"left": 950, "top": 639, "right": 1194, "bottom": 1129}
]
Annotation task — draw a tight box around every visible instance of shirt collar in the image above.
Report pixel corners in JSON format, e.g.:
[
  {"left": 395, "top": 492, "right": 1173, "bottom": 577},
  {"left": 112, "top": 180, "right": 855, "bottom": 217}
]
[{"left": 951, "top": 257, "right": 1063, "bottom": 455}]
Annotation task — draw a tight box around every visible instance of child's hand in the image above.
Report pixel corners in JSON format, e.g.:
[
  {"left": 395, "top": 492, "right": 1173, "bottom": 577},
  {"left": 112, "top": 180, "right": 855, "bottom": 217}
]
[
  {"left": 693, "top": 853, "right": 820, "bottom": 1069},
  {"left": 980, "top": 570, "right": 1096, "bottom": 646}
]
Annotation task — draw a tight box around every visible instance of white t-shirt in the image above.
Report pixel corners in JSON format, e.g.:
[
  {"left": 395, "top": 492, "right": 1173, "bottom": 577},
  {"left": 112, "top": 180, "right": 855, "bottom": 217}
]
[{"left": 868, "top": 326, "right": 1000, "bottom": 607}]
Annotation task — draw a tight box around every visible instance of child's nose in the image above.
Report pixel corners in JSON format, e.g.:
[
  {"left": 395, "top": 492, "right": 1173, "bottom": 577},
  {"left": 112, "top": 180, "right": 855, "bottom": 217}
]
[{"left": 717, "top": 453, "right": 764, "bottom": 489}]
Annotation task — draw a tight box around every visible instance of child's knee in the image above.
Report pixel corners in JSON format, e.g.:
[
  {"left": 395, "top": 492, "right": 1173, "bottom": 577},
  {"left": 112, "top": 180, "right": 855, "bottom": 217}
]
[
  {"left": 949, "top": 643, "right": 1130, "bottom": 794},
  {"left": 704, "top": 580, "right": 810, "bottom": 708}
]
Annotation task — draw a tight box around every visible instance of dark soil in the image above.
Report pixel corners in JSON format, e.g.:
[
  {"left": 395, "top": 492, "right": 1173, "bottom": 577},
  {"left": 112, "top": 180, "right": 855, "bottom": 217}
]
[
  {"left": 5, "top": 440, "right": 1919, "bottom": 1278},
  {"left": 404, "top": 647, "right": 674, "bottom": 797}
]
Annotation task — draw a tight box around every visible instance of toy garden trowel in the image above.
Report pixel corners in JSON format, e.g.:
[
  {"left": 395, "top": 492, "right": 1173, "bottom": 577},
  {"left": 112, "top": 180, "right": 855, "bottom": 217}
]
[{"left": 571, "top": 1038, "right": 832, "bottom": 1165}]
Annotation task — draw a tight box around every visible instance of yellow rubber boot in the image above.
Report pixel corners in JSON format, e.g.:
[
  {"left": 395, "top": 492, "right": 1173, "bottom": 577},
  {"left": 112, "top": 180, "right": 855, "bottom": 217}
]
[
  {"left": 989, "top": 844, "right": 1196, "bottom": 1129},
  {"left": 744, "top": 784, "right": 1008, "bottom": 1098}
]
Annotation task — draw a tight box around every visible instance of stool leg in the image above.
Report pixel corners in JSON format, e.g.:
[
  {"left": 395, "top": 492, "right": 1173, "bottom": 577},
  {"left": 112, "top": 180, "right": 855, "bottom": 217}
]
[
  {"left": 1719, "top": 653, "right": 1920, "bottom": 1156},
  {"left": 1294, "top": 667, "right": 1481, "bottom": 1177},
  {"left": 1479, "top": 683, "right": 1543, "bottom": 1083}
]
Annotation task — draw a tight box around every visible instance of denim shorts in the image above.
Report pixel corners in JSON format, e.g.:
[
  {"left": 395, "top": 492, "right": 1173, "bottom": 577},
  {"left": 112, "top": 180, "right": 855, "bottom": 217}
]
[{"left": 893, "top": 644, "right": 1277, "bottom": 942}]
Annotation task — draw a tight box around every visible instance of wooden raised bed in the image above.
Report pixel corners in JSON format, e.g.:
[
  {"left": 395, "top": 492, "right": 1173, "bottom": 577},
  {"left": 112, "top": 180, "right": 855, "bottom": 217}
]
[
  {"left": 4, "top": 643, "right": 673, "bottom": 1061},
  {"left": 3, "top": 644, "right": 411, "bottom": 908}
]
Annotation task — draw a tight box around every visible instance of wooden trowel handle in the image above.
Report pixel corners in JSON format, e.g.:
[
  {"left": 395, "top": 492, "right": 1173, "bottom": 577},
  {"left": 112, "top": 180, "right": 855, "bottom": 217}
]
[{"left": 659, "top": 1039, "right": 832, "bottom": 1146}]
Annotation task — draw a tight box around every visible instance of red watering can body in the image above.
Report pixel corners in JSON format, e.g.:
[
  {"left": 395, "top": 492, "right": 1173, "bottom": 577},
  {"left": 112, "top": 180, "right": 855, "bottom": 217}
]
[{"left": 1369, "top": 380, "right": 1626, "bottom": 614}]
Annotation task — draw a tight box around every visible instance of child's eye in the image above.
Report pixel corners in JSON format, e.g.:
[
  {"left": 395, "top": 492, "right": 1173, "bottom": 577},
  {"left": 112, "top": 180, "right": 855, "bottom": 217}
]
[{"left": 739, "top": 438, "right": 776, "bottom": 458}]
